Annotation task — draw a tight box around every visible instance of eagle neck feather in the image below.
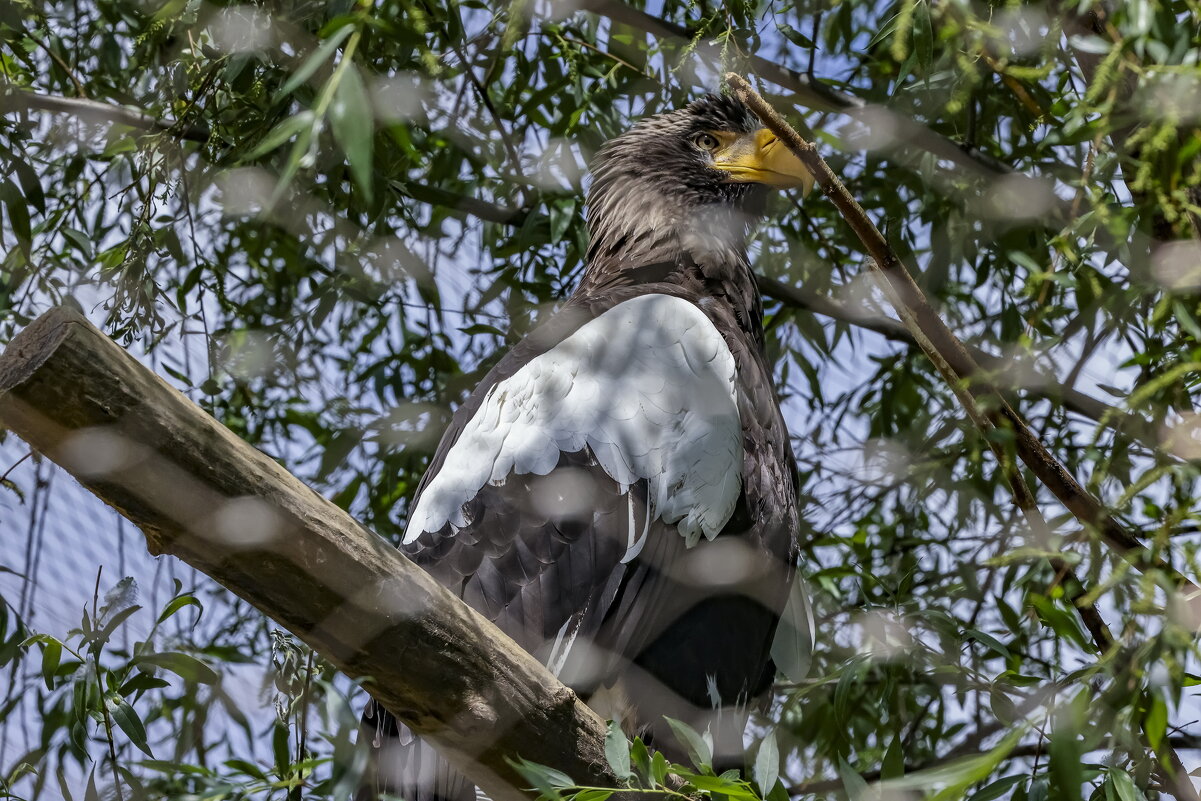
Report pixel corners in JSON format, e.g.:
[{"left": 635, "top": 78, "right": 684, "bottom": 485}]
[{"left": 582, "top": 191, "right": 762, "bottom": 341}]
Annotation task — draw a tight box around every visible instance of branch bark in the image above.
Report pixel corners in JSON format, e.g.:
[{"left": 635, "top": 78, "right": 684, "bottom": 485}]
[{"left": 0, "top": 306, "right": 621, "bottom": 801}]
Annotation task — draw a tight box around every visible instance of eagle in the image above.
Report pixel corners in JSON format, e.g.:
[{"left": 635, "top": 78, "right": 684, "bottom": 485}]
[{"left": 359, "top": 93, "right": 814, "bottom": 801}]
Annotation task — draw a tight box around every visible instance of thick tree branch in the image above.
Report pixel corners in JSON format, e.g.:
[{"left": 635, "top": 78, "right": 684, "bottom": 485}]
[{"left": 0, "top": 307, "right": 621, "bottom": 801}]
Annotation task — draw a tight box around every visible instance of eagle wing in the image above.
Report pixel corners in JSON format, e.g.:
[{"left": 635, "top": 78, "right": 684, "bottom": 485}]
[
  {"left": 360, "top": 289, "right": 797, "bottom": 800},
  {"left": 404, "top": 292, "right": 745, "bottom": 669}
]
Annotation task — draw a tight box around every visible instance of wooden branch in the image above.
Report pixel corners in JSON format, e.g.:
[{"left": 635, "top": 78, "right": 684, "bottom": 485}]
[
  {"left": 0, "top": 307, "right": 620, "bottom": 801},
  {"left": 727, "top": 72, "right": 1201, "bottom": 801},
  {"left": 728, "top": 73, "right": 1158, "bottom": 560}
]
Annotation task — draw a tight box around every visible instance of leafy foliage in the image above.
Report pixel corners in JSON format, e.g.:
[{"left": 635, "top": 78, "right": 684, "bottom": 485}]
[{"left": 3, "top": 0, "right": 1201, "bottom": 799}]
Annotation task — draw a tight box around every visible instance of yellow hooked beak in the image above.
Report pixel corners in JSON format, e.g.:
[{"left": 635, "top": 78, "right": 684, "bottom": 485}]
[{"left": 711, "top": 129, "right": 815, "bottom": 195}]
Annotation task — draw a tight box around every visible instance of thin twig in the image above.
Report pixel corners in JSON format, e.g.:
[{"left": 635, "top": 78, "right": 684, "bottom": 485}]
[
  {"left": 0, "top": 88, "right": 211, "bottom": 143},
  {"left": 0, "top": 450, "right": 32, "bottom": 484},
  {"left": 90, "top": 566, "right": 128, "bottom": 801},
  {"left": 727, "top": 72, "right": 1192, "bottom": 587}
]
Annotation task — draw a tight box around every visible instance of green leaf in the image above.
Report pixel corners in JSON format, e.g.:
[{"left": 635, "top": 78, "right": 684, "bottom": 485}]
[
  {"left": 877, "top": 725, "right": 1026, "bottom": 801},
  {"left": 777, "top": 22, "right": 815, "bottom": 49},
  {"left": 118, "top": 674, "right": 171, "bottom": 697},
  {"left": 1172, "top": 300, "right": 1201, "bottom": 341},
  {"left": 40, "top": 637, "right": 61, "bottom": 689},
  {"left": 0, "top": 180, "right": 31, "bottom": 244},
  {"left": 651, "top": 751, "right": 669, "bottom": 786},
  {"left": 753, "top": 729, "right": 779, "bottom": 794},
  {"left": 966, "top": 628, "right": 1010, "bottom": 660},
  {"left": 278, "top": 25, "right": 355, "bottom": 98},
  {"left": 629, "top": 737, "right": 651, "bottom": 783},
  {"left": 139, "top": 759, "right": 215, "bottom": 776},
  {"left": 1048, "top": 720, "right": 1083, "bottom": 801},
  {"left": 1145, "top": 694, "right": 1168, "bottom": 751},
  {"left": 272, "top": 720, "right": 291, "bottom": 776},
  {"left": 676, "top": 770, "right": 758, "bottom": 801},
  {"left": 133, "top": 652, "right": 219, "bottom": 684},
  {"left": 1028, "top": 594, "right": 1092, "bottom": 652},
  {"left": 664, "top": 717, "right": 712, "bottom": 768},
  {"left": 156, "top": 595, "right": 202, "bottom": 624},
  {"left": 12, "top": 157, "right": 44, "bottom": 214},
  {"left": 61, "top": 227, "right": 94, "bottom": 259},
  {"left": 224, "top": 758, "right": 269, "bottom": 780},
  {"left": 106, "top": 694, "right": 153, "bottom": 757},
  {"left": 1106, "top": 769, "right": 1143, "bottom": 801},
  {"left": 459, "top": 323, "right": 507, "bottom": 337},
  {"left": 838, "top": 758, "right": 869, "bottom": 801},
  {"left": 330, "top": 64, "right": 374, "bottom": 201},
  {"left": 94, "top": 604, "right": 142, "bottom": 645},
  {"left": 507, "top": 756, "right": 575, "bottom": 799},
  {"left": 572, "top": 791, "right": 613, "bottom": 801},
  {"left": 1128, "top": 0, "right": 1153, "bottom": 36},
  {"left": 604, "top": 720, "right": 632, "bottom": 780},
  {"left": 100, "top": 131, "right": 138, "bottom": 158},
  {"left": 881, "top": 734, "right": 904, "bottom": 780},
  {"left": 771, "top": 573, "right": 814, "bottom": 682},
  {"left": 1069, "top": 35, "right": 1111, "bottom": 53},
  {"left": 968, "top": 775, "right": 1026, "bottom": 801},
  {"left": 500, "top": 0, "right": 532, "bottom": 52},
  {"left": 245, "top": 112, "right": 316, "bottom": 161},
  {"left": 548, "top": 198, "right": 575, "bottom": 244}
]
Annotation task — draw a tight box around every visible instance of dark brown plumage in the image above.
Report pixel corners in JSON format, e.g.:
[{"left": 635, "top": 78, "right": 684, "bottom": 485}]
[{"left": 358, "top": 94, "right": 808, "bottom": 801}]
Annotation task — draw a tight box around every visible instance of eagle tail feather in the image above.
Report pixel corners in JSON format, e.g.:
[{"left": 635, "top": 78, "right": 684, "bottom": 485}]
[{"left": 357, "top": 701, "right": 474, "bottom": 801}]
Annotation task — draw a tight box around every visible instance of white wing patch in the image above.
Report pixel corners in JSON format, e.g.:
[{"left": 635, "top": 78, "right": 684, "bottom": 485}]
[{"left": 404, "top": 293, "right": 743, "bottom": 548}]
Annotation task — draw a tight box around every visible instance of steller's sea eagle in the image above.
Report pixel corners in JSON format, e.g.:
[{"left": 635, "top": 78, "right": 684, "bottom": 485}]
[{"left": 359, "top": 93, "right": 815, "bottom": 801}]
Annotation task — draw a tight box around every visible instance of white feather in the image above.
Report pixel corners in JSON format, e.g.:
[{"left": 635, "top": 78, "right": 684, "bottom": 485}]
[
  {"left": 546, "top": 615, "right": 583, "bottom": 678},
  {"left": 404, "top": 293, "right": 742, "bottom": 545}
]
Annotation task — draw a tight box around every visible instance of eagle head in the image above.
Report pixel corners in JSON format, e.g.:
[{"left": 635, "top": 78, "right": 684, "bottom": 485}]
[{"left": 585, "top": 94, "right": 814, "bottom": 273}]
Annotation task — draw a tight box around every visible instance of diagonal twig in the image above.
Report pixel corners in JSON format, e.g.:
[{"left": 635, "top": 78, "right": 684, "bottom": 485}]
[
  {"left": 0, "top": 88, "right": 212, "bottom": 143},
  {"left": 727, "top": 70, "right": 1201, "bottom": 801},
  {"left": 727, "top": 72, "right": 1180, "bottom": 573}
]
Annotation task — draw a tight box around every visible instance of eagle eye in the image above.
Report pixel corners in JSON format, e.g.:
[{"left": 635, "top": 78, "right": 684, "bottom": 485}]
[{"left": 691, "top": 132, "right": 721, "bottom": 152}]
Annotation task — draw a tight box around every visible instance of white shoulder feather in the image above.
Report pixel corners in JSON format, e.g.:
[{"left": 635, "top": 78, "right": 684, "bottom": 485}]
[{"left": 404, "top": 293, "right": 742, "bottom": 547}]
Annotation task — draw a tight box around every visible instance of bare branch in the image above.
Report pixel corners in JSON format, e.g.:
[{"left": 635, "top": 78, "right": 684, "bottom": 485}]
[
  {"left": 728, "top": 71, "right": 1201, "bottom": 801},
  {"left": 1, "top": 88, "right": 212, "bottom": 143}
]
